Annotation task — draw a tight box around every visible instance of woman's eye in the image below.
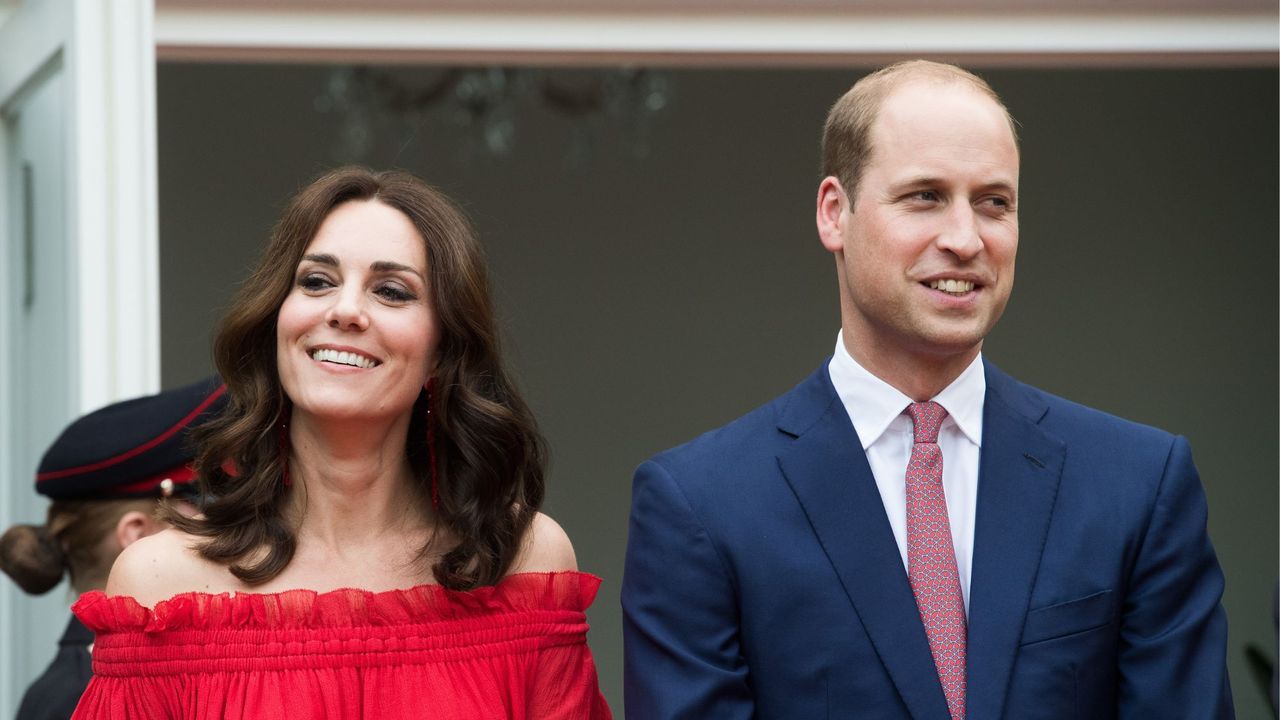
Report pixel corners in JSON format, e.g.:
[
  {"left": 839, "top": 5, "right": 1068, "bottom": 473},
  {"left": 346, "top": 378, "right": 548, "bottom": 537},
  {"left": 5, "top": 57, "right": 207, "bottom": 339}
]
[
  {"left": 376, "top": 284, "right": 415, "bottom": 302},
  {"left": 298, "top": 274, "right": 334, "bottom": 291}
]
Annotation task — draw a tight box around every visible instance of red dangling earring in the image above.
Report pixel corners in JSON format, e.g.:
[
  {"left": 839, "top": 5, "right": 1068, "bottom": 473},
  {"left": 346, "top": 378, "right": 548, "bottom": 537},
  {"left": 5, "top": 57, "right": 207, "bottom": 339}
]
[
  {"left": 278, "top": 399, "right": 292, "bottom": 488},
  {"left": 426, "top": 378, "right": 439, "bottom": 510}
]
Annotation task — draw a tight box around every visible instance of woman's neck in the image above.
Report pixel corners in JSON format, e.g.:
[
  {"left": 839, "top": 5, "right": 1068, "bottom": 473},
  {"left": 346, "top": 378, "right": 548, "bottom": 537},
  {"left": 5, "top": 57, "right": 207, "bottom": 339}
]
[{"left": 284, "top": 411, "right": 431, "bottom": 555}]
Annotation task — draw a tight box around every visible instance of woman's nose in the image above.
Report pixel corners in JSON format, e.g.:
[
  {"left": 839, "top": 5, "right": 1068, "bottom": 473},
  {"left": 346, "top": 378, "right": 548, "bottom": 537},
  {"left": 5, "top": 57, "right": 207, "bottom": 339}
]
[{"left": 325, "top": 287, "right": 369, "bottom": 331}]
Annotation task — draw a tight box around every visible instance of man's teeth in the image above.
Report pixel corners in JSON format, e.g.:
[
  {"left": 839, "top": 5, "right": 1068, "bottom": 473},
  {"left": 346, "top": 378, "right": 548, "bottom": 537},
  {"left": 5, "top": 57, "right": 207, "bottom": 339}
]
[
  {"left": 311, "top": 348, "right": 377, "bottom": 369},
  {"left": 928, "top": 279, "right": 975, "bottom": 294}
]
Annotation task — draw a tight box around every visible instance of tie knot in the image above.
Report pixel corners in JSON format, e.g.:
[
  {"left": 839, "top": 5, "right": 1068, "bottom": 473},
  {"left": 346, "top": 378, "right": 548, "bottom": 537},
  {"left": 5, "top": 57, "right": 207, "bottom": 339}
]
[{"left": 906, "top": 401, "right": 948, "bottom": 443}]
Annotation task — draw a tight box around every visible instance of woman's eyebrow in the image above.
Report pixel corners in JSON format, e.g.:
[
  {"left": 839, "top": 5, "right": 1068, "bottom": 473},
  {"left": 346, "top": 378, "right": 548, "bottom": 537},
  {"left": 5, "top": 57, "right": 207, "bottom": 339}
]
[
  {"left": 301, "top": 255, "right": 424, "bottom": 282},
  {"left": 371, "top": 260, "right": 426, "bottom": 282},
  {"left": 302, "top": 253, "right": 338, "bottom": 267}
]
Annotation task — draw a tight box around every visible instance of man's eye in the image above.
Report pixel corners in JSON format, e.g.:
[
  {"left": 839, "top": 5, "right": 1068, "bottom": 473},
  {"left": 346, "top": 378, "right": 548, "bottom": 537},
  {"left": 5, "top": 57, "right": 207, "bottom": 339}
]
[
  {"left": 911, "top": 190, "right": 941, "bottom": 202},
  {"left": 298, "top": 274, "right": 333, "bottom": 291}
]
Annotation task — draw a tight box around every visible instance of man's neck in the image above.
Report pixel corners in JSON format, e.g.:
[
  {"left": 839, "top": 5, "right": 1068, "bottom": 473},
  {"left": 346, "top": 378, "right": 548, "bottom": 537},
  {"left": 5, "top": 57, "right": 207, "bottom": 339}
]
[{"left": 841, "top": 333, "right": 981, "bottom": 402}]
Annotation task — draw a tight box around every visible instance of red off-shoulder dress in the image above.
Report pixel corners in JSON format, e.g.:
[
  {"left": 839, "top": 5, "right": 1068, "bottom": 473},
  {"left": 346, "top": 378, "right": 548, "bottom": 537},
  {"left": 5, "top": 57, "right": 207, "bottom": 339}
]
[{"left": 70, "top": 572, "right": 611, "bottom": 719}]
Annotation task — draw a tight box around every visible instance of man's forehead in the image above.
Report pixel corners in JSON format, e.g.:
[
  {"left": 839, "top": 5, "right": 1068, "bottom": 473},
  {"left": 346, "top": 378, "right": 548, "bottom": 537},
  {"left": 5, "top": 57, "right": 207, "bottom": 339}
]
[
  {"left": 868, "top": 81, "right": 1019, "bottom": 162},
  {"left": 877, "top": 80, "right": 1009, "bottom": 130}
]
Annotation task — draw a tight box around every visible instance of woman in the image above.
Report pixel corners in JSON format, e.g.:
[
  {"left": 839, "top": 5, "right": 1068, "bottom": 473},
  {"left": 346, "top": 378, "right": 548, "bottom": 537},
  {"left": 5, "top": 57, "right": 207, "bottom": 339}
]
[
  {"left": 72, "top": 167, "right": 610, "bottom": 719},
  {"left": 1, "top": 377, "right": 225, "bottom": 720}
]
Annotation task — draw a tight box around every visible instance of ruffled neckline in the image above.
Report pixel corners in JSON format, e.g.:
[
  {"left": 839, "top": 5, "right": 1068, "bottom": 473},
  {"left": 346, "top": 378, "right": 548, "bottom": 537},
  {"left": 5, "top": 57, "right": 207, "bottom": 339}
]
[{"left": 75, "top": 571, "right": 601, "bottom": 634}]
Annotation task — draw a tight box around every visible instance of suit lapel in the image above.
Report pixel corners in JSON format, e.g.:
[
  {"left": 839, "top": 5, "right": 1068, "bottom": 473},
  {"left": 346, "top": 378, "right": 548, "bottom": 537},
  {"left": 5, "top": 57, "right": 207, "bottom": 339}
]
[
  {"left": 966, "top": 364, "right": 1066, "bottom": 719},
  {"left": 778, "top": 368, "right": 952, "bottom": 720}
]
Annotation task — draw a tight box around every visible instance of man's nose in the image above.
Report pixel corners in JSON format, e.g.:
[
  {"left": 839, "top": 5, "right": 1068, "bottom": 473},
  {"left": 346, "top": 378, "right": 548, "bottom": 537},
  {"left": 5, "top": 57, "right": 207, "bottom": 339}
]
[
  {"left": 326, "top": 287, "right": 370, "bottom": 331},
  {"left": 935, "top": 203, "right": 984, "bottom": 260}
]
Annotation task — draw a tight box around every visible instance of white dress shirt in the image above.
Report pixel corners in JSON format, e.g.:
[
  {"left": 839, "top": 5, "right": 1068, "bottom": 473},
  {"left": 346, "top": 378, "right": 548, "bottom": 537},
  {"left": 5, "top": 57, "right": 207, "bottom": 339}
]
[{"left": 827, "top": 331, "right": 985, "bottom": 611}]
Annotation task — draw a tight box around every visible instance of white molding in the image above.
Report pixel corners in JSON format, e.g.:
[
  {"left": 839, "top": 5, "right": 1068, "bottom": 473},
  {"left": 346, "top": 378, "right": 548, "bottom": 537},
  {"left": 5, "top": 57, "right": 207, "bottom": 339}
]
[
  {"left": 0, "top": 92, "right": 13, "bottom": 720},
  {"left": 0, "top": 0, "right": 159, "bottom": 414},
  {"left": 69, "top": 0, "right": 159, "bottom": 411},
  {"left": 156, "top": 0, "right": 1277, "bottom": 10},
  {"left": 0, "top": 0, "right": 68, "bottom": 107},
  {"left": 154, "top": 8, "right": 1279, "bottom": 65}
]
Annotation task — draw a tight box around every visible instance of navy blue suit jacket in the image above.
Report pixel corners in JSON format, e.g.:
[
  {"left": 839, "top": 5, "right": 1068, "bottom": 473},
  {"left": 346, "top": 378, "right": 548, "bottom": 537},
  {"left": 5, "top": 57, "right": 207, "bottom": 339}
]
[{"left": 622, "top": 361, "right": 1232, "bottom": 719}]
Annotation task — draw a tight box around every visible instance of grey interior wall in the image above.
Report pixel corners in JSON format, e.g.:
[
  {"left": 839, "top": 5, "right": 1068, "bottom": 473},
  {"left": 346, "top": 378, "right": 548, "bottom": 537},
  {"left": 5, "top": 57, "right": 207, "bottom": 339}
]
[{"left": 157, "top": 63, "right": 1278, "bottom": 717}]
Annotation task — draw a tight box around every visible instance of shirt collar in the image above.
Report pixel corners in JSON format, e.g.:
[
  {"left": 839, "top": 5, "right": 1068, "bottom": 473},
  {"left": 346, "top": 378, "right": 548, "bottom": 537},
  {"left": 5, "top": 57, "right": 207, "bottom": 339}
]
[{"left": 828, "top": 330, "right": 985, "bottom": 449}]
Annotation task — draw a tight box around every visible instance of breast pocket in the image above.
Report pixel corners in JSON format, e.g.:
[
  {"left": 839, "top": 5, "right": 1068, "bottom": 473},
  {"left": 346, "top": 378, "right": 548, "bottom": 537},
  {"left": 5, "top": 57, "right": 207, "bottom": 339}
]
[
  {"left": 1006, "top": 590, "right": 1119, "bottom": 719},
  {"left": 1020, "top": 589, "right": 1114, "bottom": 646}
]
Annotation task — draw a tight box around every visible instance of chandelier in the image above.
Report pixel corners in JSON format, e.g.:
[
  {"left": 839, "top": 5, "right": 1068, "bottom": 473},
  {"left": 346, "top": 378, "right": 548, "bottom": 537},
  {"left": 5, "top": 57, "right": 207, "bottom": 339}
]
[{"left": 315, "top": 65, "right": 672, "bottom": 166}]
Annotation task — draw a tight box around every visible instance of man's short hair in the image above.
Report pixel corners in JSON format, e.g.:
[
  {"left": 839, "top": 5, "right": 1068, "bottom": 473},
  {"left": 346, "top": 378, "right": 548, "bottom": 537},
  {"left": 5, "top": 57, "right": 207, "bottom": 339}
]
[{"left": 821, "top": 60, "right": 1018, "bottom": 205}]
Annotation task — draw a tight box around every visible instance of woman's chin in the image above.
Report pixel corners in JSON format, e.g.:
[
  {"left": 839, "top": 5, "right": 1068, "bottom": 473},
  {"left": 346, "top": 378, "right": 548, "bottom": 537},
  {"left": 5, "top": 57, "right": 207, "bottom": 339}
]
[{"left": 293, "top": 399, "right": 412, "bottom": 425}]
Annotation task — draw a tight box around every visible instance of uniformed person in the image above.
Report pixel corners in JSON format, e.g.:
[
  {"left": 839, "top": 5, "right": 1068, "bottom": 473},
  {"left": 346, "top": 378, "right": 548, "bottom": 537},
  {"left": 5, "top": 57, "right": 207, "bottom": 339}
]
[{"left": 0, "top": 377, "right": 226, "bottom": 720}]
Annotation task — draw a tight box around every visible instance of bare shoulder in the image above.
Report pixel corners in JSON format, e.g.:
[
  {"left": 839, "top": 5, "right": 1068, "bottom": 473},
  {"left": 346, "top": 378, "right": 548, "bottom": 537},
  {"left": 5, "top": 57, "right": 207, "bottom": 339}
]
[
  {"left": 105, "top": 528, "right": 224, "bottom": 607},
  {"left": 509, "top": 512, "right": 578, "bottom": 574}
]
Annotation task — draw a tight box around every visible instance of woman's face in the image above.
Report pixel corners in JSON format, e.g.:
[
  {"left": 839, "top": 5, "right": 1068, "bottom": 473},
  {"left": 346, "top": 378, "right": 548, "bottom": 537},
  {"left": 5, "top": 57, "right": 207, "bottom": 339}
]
[{"left": 276, "top": 199, "right": 437, "bottom": 424}]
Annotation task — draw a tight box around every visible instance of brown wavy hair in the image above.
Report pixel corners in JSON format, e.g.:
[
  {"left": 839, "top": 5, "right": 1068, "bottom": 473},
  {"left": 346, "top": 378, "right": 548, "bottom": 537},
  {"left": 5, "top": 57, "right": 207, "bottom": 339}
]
[{"left": 168, "top": 166, "right": 546, "bottom": 590}]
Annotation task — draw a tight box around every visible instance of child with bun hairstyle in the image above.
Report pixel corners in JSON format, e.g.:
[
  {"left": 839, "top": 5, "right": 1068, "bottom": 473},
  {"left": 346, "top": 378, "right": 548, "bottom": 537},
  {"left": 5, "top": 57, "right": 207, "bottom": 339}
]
[{"left": 0, "top": 377, "right": 225, "bottom": 720}]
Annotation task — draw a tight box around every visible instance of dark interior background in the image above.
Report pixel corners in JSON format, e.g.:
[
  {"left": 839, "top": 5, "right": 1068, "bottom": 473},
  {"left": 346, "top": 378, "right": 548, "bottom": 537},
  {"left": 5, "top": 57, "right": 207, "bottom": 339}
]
[{"left": 156, "top": 63, "right": 1278, "bottom": 717}]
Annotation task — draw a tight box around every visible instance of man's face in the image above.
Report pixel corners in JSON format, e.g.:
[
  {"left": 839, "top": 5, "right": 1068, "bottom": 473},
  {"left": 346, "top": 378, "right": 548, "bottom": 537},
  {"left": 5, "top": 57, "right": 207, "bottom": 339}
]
[{"left": 822, "top": 81, "right": 1019, "bottom": 369}]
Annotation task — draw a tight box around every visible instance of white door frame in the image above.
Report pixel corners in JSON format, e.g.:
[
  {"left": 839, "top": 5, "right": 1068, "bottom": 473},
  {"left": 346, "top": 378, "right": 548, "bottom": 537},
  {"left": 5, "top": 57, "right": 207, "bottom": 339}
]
[
  {"left": 0, "top": 0, "right": 158, "bottom": 713},
  {"left": 0, "top": 0, "right": 160, "bottom": 412}
]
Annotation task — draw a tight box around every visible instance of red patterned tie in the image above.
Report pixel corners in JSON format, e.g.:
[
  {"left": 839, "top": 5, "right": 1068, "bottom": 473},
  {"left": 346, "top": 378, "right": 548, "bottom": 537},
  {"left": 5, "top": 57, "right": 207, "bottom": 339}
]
[{"left": 905, "top": 401, "right": 966, "bottom": 720}]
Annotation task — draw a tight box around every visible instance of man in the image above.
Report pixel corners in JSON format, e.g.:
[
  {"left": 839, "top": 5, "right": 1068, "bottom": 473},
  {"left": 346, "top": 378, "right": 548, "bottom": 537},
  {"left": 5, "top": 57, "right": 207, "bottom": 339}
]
[{"left": 622, "top": 61, "right": 1232, "bottom": 719}]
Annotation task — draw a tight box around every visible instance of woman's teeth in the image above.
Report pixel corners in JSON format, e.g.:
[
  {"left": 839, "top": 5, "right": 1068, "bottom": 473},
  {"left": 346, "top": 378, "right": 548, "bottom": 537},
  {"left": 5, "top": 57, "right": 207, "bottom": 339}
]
[
  {"left": 929, "top": 279, "right": 975, "bottom": 294},
  {"left": 311, "top": 348, "right": 377, "bottom": 369}
]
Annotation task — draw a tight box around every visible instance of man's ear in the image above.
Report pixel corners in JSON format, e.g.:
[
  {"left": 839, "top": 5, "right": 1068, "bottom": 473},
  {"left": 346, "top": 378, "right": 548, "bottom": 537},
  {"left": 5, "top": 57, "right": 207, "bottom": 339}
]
[
  {"left": 115, "top": 510, "right": 159, "bottom": 551},
  {"left": 816, "top": 176, "right": 851, "bottom": 253}
]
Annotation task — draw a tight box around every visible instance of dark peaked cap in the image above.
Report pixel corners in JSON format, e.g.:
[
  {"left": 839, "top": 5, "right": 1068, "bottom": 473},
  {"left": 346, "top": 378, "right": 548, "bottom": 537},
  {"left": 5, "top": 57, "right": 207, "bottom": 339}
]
[{"left": 34, "top": 376, "right": 227, "bottom": 500}]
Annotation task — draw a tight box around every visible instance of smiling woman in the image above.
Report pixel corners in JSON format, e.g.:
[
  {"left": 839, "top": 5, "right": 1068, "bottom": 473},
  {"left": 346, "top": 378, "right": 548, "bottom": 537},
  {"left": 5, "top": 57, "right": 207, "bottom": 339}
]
[
  {"left": 276, "top": 200, "right": 438, "bottom": 449},
  {"left": 67, "top": 168, "right": 612, "bottom": 719}
]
